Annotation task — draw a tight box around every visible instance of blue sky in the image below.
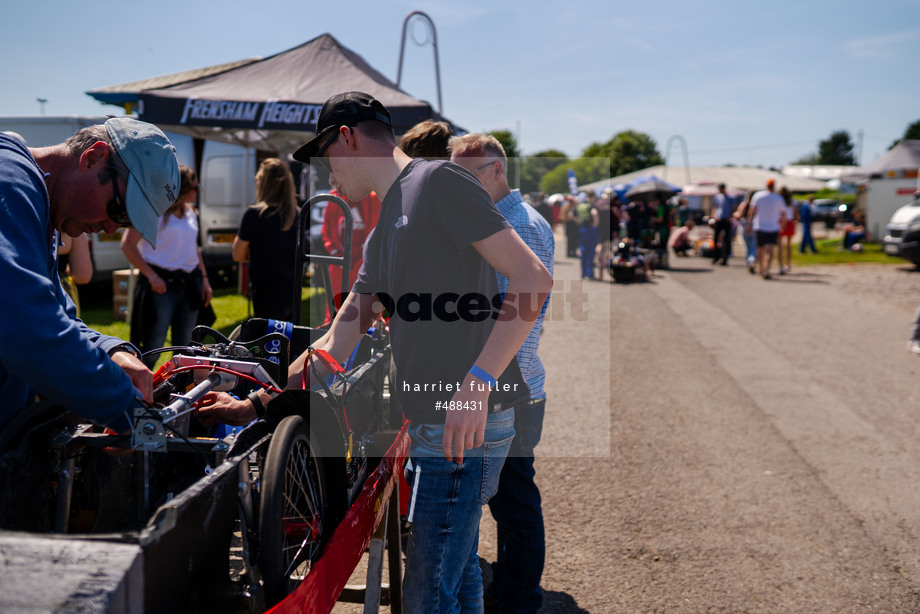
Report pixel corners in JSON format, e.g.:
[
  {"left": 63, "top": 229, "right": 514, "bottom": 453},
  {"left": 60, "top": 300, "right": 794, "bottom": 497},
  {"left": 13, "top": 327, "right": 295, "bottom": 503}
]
[{"left": 3, "top": 0, "right": 918, "bottom": 168}]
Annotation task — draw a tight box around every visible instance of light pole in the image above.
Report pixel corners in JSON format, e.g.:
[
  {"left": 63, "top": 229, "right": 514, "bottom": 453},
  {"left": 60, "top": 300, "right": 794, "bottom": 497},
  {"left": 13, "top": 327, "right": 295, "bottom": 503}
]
[
  {"left": 396, "top": 11, "right": 443, "bottom": 115},
  {"left": 36, "top": 98, "right": 47, "bottom": 115},
  {"left": 663, "top": 135, "right": 690, "bottom": 185}
]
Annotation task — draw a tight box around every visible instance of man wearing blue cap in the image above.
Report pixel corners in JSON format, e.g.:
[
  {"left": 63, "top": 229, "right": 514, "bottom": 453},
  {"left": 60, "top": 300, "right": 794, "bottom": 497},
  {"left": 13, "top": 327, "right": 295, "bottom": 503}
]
[{"left": 0, "top": 117, "right": 180, "bottom": 437}]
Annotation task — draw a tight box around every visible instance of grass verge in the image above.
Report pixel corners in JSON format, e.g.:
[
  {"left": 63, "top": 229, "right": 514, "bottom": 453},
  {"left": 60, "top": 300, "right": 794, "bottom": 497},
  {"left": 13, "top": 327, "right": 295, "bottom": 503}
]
[
  {"left": 791, "top": 238, "right": 905, "bottom": 267},
  {"left": 80, "top": 283, "right": 326, "bottom": 369}
]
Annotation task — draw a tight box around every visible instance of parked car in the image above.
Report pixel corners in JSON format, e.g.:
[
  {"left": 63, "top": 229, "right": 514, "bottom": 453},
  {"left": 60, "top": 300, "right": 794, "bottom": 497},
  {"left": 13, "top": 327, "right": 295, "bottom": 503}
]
[
  {"left": 883, "top": 195, "right": 920, "bottom": 265},
  {"left": 811, "top": 199, "right": 848, "bottom": 229}
]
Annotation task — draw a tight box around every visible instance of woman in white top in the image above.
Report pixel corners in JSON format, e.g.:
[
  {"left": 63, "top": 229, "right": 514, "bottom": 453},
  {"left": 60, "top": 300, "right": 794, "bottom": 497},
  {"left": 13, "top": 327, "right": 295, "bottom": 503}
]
[{"left": 121, "top": 165, "right": 212, "bottom": 367}]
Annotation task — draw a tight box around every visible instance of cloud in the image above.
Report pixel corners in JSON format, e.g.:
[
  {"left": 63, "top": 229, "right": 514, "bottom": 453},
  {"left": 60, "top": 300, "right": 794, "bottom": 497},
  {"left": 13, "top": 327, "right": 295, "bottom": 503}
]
[{"left": 844, "top": 28, "right": 920, "bottom": 59}]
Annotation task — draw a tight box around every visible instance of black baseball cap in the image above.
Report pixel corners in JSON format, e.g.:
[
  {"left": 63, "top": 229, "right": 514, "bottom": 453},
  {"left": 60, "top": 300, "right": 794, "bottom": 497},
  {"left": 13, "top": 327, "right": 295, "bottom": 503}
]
[{"left": 293, "top": 91, "right": 392, "bottom": 163}]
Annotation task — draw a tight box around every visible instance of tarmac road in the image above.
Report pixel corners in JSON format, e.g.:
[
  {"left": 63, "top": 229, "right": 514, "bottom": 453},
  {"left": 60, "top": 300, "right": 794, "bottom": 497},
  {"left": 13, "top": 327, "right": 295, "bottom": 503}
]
[{"left": 476, "top": 246, "right": 920, "bottom": 613}]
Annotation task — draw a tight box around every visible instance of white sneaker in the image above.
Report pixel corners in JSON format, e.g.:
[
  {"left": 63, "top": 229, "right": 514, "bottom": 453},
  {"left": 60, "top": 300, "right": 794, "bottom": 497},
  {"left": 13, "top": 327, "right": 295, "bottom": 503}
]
[{"left": 908, "top": 340, "right": 920, "bottom": 354}]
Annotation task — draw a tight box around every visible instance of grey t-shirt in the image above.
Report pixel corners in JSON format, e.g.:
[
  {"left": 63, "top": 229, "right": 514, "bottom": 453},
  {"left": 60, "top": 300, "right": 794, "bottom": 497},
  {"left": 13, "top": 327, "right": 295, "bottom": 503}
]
[{"left": 353, "top": 159, "right": 529, "bottom": 423}]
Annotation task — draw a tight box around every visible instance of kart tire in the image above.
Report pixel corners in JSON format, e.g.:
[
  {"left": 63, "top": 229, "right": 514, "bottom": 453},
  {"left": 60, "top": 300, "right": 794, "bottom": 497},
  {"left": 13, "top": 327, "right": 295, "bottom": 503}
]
[{"left": 260, "top": 414, "right": 328, "bottom": 607}]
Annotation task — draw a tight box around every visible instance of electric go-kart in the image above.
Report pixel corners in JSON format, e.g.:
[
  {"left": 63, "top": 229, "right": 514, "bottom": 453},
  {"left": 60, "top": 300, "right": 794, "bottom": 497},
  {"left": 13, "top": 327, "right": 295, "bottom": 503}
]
[
  {"left": 608, "top": 237, "right": 653, "bottom": 282},
  {"left": 0, "top": 194, "right": 401, "bottom": 613}
]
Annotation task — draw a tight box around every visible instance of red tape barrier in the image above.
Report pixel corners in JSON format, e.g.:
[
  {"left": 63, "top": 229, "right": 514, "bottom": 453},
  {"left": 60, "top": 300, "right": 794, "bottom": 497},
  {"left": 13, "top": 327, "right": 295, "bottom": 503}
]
[{"left": 267, "top": 421, "right": 410, "bottom": 614}]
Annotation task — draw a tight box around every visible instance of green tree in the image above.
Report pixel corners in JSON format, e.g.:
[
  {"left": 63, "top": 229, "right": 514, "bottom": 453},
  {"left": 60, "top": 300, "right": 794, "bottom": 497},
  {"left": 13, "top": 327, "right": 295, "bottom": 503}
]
[
  {"left": 791, "top": 152, "right": 821, "bottom": 165},
  {"left": 520, "top": 150, "right": 568, "bottom": 194},
  {"left": 817, "top": 130, "right": 856, "bottom": 165},
  {"left": 583, "top": 130, "right": 664, "bottom": 178},
  {"left": 890, "top": 119, "right": 920, "bottom": 149},
  {"left": 540, "top": 156, "right": 609, "bottom": 195}
]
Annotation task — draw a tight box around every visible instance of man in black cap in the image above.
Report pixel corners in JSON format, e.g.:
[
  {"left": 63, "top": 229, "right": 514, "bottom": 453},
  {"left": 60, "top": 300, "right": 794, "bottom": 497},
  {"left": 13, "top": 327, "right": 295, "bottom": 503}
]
[{"left": 199, "top": 91, "right": 552, "bottom": 612}]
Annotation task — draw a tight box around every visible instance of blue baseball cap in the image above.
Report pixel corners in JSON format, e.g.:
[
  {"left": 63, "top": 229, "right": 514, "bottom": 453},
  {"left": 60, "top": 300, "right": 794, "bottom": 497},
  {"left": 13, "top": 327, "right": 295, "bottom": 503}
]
[{"left": 104, "top": 117, "right": 179, "bottom": 247}]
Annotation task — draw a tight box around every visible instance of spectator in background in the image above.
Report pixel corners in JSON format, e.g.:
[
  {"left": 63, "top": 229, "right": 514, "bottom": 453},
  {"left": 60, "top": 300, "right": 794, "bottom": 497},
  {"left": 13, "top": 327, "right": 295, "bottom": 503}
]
[
  {"left": 843, "top": 209, "right": 867, "bottom": 250},
  {"left": 778, "top": 186, "right": 796, "bottom": 274},
  {"left": 651, "top": 197, "right": 673, "bottom": 255},
  {"left": 734, "top": 189, "right": 759, "bottom": 272},
  {"left": 58, "top": 233, "right": 93, "bottom": 318},
  {"left": 233, "top": 158, "right": 298, "bottom": 322},
  {"left": 907, "top": 303, "right": 920, "bottom": 354},
  {"left": 710, "top": 183, "right": 735, "bottom": 266},
  {"left": 747, "top": 178, "right": 786, "bottom": 280},
  {"left": 319, "top": 172, "right": 381, "bottom": 323},
  {"left": 450, "top": 133, "right": 555, "bottom": 614},
  {"left": 576, "top": 191, "right": 599, "bottom": 279},
  {"left": 799, "top": 195, "right": 818, "bottom": 254},
  {"left": 609, "top": 193, "right": 623, "bottom": 242},
  {"left": 625, "top": 199, "right": 646, "bottom": 242},
  {"left": 594, "top": 192, "right": 613, "bottom": 281},
  {"left": 674, "top": 196, "right": 691, "bottom": 227},
  {"left": 668, "top": 220, "right": 695, "bottom": 257},
  {"left": 533, "top": 192, "right": 554, "bottom": 229},
  {"left": 399, "top": 120, "right": 454, "bottom": 160},
  {"left": 123, "top": 165, "right": 211, "bottom": 368},
  {"left": 548, "top": 193, "right": 564, "bottom": 229},
  {"left": 562, "top": 195, "right": 580, "bottom": 258}
]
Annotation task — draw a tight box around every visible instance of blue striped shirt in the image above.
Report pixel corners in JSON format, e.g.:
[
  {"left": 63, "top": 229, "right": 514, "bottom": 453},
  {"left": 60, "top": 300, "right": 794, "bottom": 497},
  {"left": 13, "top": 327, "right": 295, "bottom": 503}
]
[{"left": 494, "top": 190, "right": 555, "bottom": 400}]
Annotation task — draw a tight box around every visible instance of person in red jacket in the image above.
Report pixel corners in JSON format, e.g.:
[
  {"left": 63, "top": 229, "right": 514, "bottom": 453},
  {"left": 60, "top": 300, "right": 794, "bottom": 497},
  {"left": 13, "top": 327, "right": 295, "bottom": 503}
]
[{"left": 320, "top": 172, "right": 381, "bottom": 323}]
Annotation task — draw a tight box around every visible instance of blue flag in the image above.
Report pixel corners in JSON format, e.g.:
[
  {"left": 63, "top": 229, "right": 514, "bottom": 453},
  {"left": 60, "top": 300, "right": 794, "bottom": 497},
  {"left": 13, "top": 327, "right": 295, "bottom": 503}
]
[{"left": 568, "top": 169, "right": 578, "bottom": 195}]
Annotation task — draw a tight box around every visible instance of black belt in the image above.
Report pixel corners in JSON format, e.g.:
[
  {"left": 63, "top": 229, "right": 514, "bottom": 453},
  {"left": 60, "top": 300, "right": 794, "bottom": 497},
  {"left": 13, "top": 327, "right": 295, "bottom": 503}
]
[{"left": 149, "top": 264, "right": 198, "bottom": 284}]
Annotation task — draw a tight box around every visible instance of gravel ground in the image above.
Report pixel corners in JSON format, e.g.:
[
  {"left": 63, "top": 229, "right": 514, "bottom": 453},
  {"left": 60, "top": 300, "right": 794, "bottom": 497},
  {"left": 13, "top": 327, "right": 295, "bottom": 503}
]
[{"left": 798, "top": 262, "right": 920, "bottom": 315}]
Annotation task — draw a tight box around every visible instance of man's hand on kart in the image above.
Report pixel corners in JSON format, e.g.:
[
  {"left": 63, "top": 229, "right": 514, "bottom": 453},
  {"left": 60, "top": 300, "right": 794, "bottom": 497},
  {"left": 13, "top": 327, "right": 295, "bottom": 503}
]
[
  {"left": 442, "top": 376, "right": 490, "bottom": 464},
  {"left": 110, "top": 350, "right": 153, "bottom": 404},
  {"left": 196, "top": 391, "right": 258, "bottom": 426}
]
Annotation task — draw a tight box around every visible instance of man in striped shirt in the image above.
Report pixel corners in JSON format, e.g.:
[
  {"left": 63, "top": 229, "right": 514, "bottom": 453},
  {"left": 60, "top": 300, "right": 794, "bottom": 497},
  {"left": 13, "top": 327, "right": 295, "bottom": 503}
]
[{"left": 451, "top": 133, "right": 555, "bottom": 614}]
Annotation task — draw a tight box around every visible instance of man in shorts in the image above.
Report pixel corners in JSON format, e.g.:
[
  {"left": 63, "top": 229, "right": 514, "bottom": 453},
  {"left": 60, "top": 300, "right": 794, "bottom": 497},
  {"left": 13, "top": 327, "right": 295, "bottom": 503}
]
[{"left": 747, "top": 178, "right": 787, "bottom": 279}]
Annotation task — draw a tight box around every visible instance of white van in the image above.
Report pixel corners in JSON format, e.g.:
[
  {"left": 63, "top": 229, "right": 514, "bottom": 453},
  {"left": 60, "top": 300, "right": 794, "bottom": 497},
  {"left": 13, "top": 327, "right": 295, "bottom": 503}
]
[
  {"left": 0, "top": 116, "right": 255, "bottom": 279},
  {"left": 882, "top": 193, "right": 920, "bottom": 265},
  {"left": 195, "top": 140, "right": 256, "bottom": 268}
]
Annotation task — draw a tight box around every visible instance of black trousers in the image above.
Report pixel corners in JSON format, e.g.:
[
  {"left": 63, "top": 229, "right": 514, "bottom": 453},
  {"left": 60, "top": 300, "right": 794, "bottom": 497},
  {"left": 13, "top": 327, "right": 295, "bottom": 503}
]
[{"left": 712, "top": 219, "right": 733, "bottom": 263}]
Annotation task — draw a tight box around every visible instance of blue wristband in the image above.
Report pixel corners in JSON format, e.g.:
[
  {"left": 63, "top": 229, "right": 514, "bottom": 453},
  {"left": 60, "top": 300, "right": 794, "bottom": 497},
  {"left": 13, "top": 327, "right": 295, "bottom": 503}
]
[{"left": 468, "top": 364, "right": 497, "bottom": 388}]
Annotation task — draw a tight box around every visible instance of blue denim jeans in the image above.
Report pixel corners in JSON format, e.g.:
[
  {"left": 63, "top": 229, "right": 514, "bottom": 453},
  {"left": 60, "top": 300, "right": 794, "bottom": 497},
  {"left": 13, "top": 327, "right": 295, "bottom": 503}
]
[
  {"left": 143, "top": 279, "right": 198, "bottom": 367},
  {"left": 743, "top": 231, "right": 757, "bottom": 265},
  {"left": 403, "top": 409, "right": 515, "bottom": 614},
  {"left": 487, "top": 398, "right": 546, "bottom": 614},
  {"left": 799, "top": 223, "right": 817, "bottom": 254},
  {"left": 579, "top": 226, "right": 598, "bottom": 278}
]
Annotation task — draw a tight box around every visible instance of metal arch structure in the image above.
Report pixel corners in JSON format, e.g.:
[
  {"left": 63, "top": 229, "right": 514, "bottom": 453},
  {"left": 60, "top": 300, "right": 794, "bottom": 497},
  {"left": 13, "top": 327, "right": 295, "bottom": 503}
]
[
  {"left": 396, "top": 11, "right": 444, "bottom": 115},
  {"left": 663, "top": 135, "right": 691, "bottom": 186}
]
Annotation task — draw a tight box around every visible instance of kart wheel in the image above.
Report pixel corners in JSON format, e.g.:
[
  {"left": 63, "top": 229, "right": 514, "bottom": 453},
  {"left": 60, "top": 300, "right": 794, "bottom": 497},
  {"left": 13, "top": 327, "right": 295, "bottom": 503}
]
[{"left": 260, "top": 415, "right": 327, "bottom": 606}]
